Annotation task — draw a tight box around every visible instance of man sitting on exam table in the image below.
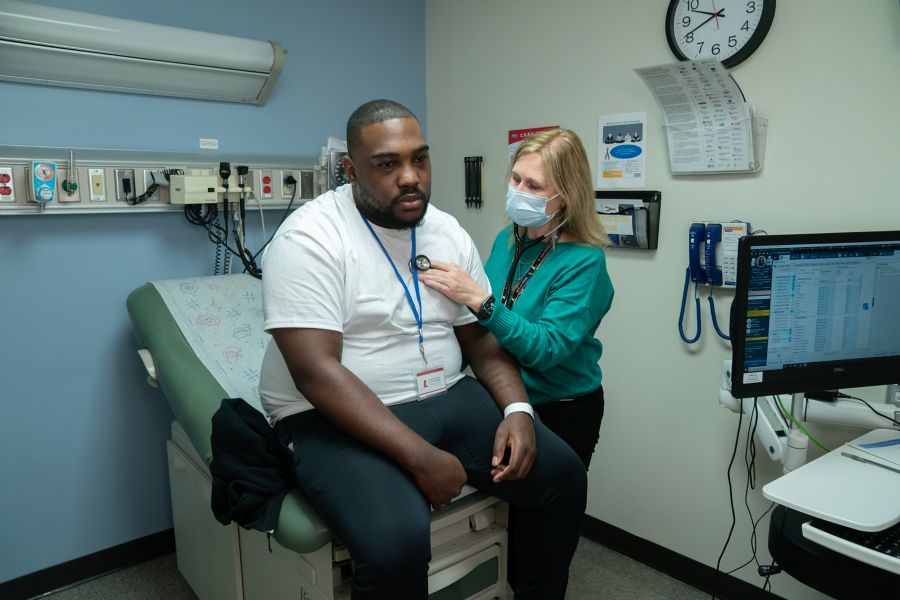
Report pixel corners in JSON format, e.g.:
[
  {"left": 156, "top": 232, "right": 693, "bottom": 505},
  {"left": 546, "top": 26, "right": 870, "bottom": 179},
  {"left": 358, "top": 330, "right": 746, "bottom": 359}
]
[{"left": 258, "top": 99, "right": 586, "bottom": 600}]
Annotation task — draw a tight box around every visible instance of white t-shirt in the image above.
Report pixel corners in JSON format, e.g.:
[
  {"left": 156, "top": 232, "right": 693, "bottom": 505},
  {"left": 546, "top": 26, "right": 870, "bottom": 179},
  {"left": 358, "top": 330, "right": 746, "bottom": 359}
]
[{"left": 259, "top": 184, "right": 489, "bottom": 423}]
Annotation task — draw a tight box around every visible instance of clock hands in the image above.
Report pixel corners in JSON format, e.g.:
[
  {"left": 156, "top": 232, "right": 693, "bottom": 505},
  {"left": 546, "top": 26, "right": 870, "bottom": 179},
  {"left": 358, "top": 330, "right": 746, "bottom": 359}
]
[
  {"left": 711, "top": 0, "right": 721, "bottom": 28},
  {"left": 684, "top": 8, "right": 725, "bottom": 35}
]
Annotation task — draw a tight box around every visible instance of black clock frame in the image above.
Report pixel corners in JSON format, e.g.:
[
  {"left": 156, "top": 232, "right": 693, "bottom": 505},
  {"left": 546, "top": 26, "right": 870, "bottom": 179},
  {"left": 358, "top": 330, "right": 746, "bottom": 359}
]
[{"left": 665, "top": 0, "right": 776, "bottom": 69}]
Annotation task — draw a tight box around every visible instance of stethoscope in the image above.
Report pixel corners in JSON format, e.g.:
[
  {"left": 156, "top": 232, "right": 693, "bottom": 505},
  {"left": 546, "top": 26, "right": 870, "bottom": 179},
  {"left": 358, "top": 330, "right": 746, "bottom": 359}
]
[
  {"left": 501, "top": 221, "right": 566, "bottom": 308},
  {"left": 405, "top": 221, "right": 567, "bottom": 308}
]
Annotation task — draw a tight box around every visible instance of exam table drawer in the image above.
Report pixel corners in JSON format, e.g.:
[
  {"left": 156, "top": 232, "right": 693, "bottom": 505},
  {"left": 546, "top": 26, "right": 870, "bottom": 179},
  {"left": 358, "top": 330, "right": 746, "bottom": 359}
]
[
  {"left": 167, "top": 439, "right": 243, "bottom": 600},
  {"left": 239, "top": 522, "right": 507, "bottom": 600},
  {"left": 428, "top": 527, "right": 507, "bottom": 600}
]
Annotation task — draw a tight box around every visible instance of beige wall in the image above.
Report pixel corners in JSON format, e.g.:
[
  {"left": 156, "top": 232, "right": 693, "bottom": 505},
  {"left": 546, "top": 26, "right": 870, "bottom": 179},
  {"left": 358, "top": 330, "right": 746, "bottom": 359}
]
[{"left": 426, "top": 1, "right": 900, "bottom": 597}]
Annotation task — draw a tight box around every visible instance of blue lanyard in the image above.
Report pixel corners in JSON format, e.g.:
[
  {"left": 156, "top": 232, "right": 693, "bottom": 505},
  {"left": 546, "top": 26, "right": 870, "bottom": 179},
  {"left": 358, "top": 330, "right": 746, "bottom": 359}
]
[{"left": 359, "top": 211, "right": 426, "bottom": 362}]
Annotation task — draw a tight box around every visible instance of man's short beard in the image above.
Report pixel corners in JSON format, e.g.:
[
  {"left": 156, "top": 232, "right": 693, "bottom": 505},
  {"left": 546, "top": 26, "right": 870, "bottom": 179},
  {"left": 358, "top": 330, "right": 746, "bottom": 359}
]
[{"left": 355, "top": 182, "right": 429, "bottom": 229}]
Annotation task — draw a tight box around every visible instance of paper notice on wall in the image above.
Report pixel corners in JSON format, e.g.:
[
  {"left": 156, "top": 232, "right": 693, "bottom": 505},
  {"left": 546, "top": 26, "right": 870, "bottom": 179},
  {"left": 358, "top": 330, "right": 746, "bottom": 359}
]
[
  {"left": 508, "top": 126, "right": 560, "bottom": 164},
  {"left": 635, "top": 59, "right": 754, "bottom": 174},
  {"left": 597, "top": 112, "right": 646, "bottom": 189}
]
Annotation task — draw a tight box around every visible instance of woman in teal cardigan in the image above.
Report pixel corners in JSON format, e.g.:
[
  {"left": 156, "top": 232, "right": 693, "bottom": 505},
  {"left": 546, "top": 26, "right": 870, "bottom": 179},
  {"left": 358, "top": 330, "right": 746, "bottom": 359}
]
[{"left": 420, "top": 128, "right": 614, "bottom": 469}]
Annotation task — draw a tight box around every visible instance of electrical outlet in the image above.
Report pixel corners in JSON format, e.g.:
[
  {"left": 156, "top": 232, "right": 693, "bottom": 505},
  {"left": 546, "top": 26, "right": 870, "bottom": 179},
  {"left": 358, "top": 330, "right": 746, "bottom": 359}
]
[
  {"left": 0, "top": 167, "right": 15, "bottom": 203},
  {"left": 257, "top": 170, "right": 274, "bottom": 201},
  {"left": 280, "top": 170, "right": 299, "bottom": 200},
  {"left": 57, "top": 168, "right": 82, "bottom": 203},
  {"left": 115, "top": 169, "right": 136, "bottom": 202},
  {"left": 88, "top": 168, "right": 107, "bottom": 202}
]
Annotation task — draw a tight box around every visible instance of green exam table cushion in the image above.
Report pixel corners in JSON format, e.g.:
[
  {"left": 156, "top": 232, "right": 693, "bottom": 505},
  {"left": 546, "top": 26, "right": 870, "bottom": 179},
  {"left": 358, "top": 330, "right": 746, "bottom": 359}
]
[{"left": 126, "top": 282, "right": 331, "bottom": 554}]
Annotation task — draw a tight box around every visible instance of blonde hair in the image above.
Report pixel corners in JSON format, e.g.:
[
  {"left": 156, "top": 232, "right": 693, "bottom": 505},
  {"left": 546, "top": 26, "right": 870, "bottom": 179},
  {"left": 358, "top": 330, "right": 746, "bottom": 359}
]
[{"left": 510, "top": 129, "right": 609, "bottom": 247}]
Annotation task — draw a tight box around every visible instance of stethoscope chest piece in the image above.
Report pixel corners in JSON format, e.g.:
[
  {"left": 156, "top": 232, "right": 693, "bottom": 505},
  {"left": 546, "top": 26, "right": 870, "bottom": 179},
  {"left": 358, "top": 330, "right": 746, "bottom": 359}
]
[{"left": 410, "top": 254, "right": 431, "bottom": 273}]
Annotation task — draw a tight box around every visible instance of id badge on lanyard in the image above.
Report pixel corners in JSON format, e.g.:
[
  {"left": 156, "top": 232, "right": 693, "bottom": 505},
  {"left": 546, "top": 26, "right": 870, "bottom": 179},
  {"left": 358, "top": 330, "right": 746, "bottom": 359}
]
[{"left": 414, "top": 357, "right": 446, "bottom": 399}]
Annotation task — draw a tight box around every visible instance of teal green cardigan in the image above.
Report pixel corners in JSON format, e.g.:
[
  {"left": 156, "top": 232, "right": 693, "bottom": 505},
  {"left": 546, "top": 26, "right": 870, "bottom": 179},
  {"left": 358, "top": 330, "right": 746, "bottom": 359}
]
[{"left": 480, "top": 227, "right": 614, "bottom": 405}]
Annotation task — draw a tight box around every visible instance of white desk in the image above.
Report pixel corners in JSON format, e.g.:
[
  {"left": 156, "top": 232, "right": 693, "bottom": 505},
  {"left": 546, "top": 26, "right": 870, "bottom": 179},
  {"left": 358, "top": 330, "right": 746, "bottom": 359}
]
[{"left": 763, "top": 429, "right": 900, "bottom": 531}]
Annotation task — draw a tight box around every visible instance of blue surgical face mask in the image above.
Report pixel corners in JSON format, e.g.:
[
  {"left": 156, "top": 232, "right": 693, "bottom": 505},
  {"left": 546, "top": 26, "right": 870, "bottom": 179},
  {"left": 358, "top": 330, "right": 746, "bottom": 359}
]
[{"left": 506, "top": 186, "right": 559, "bottom": 227}]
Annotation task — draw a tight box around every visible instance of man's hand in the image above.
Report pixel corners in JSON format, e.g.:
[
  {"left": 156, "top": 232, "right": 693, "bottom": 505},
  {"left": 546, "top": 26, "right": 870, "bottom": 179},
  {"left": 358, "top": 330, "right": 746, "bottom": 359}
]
[
  {"left": 408, "top": 445, "right": 468, "bottom": 509},
  {"left": 490, "top": 412, "right": 536, "bottom": 482},
  {"left": 454, "top": 323, "right": 537, "bottom": 482}
]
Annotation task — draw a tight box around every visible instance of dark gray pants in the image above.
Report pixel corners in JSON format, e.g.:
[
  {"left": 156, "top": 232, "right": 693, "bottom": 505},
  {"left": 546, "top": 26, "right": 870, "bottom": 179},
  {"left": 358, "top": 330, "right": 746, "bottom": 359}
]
[{"left": 276, "top": 376, "right": 587, "bottom": 600}]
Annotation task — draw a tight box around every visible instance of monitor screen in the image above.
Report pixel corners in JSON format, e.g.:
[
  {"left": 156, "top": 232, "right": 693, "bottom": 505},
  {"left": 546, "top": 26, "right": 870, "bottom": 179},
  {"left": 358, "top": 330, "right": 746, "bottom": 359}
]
[{"left": 730, "top": 230, "right": 900, "bottom": 398}]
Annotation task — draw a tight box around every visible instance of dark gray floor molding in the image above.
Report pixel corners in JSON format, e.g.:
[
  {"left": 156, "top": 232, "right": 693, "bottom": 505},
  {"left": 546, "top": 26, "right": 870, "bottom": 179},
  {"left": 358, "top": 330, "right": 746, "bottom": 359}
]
[
  {"left": 5, "top": 517, "right": 785, "bottom": 600},
  {"left": 0, "top": 529, "right": 175, "bottom": 600},
  {"left": 581, "top": 515, "right": 785, "bottom": 600}
]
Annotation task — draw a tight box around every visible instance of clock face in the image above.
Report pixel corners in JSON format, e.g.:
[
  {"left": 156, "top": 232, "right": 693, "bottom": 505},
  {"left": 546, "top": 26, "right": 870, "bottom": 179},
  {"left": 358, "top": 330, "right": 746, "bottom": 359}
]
[{"left": 666, "top": 0, "right": 775, "bottom": 68}]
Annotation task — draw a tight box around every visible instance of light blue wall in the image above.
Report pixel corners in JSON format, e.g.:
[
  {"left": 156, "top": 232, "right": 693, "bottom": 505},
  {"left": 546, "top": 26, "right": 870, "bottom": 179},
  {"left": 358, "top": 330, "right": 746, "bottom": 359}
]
[{"left": 0, "top": 0, "right": 425, "bottom": 582}]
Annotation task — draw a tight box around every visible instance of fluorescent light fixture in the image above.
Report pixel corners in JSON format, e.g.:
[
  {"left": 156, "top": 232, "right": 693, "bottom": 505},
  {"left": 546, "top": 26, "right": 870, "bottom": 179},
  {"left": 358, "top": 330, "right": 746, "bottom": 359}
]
[{"left": 0, "top": 0, "right": 287, "bottom": 104}]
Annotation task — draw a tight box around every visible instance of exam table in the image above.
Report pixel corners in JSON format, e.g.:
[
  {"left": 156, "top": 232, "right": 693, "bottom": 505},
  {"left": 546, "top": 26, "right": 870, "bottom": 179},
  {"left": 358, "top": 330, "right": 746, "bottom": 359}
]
[{"left": 126, "top": 274, "right": 508, "bottom": 600}]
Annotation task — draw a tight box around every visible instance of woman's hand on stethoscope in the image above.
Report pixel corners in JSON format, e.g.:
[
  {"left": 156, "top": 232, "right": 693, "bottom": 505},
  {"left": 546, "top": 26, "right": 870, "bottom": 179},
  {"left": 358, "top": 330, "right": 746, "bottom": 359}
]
[{"left": 418, "top": 260, "right": 488, "bottom": 312}]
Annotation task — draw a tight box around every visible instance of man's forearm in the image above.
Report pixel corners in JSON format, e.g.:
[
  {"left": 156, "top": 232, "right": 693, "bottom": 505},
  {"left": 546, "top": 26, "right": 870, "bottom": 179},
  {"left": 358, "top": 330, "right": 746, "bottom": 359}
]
[
  {"left": 456, "top": 323, "right": 529, "bottom": 410},
  {"left": 458, "top": 323, "right": 537, "bottom": 482},
  {"left": 273, "top": 329, "right": 431, "bottom": 472},
  {"left": 305, "top": 361, "right": 432, "bottom": 466}
]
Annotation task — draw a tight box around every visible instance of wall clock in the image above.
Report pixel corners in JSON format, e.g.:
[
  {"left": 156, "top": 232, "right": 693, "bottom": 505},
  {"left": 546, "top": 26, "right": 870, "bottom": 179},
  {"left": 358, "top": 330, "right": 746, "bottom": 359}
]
[{"left": 666, "top": 0, "right": 775, "bottom": 68}]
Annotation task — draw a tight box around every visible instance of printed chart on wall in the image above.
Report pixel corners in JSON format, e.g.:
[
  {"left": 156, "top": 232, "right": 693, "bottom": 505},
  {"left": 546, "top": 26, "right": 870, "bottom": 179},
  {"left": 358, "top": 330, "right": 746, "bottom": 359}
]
[
  {"left": 635, "top": 60, "right": 755, "bottom": 174},
  {"left": 597, "top": 112, "right": 646, "bottom": 189},
  {"left": 508, "top": 126, "right": 560, "bottom": 164}
]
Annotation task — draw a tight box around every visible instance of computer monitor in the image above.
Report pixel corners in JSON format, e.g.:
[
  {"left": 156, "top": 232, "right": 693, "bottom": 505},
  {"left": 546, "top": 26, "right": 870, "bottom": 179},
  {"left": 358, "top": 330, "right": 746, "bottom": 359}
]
[{"left": 730, "top": 230, "right": 900, "bottom": 398}]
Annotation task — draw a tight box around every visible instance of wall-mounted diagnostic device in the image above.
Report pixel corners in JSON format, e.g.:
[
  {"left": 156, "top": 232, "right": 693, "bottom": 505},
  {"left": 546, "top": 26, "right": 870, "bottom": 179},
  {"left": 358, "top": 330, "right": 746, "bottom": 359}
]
[
  {"left": 328, "top": 151, "right": 348, "bottom": 190},
  {"left": 679, "top": 220, "right": 751, "bottom": 343},
  {"left": 30, "top": 161, "right": 57, "bottom": 203},
  {"left": 319, "top": 137, "right": 348, "bottom": 191}
]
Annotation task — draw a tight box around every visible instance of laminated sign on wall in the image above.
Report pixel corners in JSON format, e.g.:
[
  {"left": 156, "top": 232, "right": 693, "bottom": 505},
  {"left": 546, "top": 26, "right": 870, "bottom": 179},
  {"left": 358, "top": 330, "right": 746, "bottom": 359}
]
[
  {"left": 508, "top": 126, "right": 559, "bottom": 163},
  {"left": 597, "top": 112, "right": 646, "bottom": 189}
]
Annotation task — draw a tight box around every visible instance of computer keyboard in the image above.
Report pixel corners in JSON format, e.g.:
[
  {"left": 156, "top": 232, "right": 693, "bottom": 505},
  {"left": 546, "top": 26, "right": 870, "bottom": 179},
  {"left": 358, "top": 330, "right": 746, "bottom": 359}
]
[{"left": 802, "top": 518, "right": 900, "bottom": 576}]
